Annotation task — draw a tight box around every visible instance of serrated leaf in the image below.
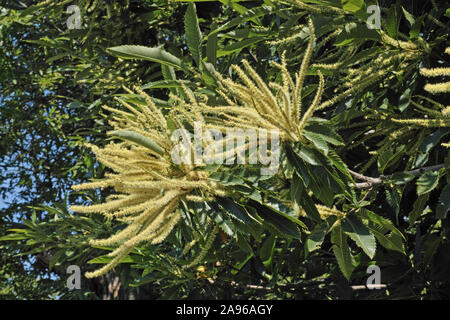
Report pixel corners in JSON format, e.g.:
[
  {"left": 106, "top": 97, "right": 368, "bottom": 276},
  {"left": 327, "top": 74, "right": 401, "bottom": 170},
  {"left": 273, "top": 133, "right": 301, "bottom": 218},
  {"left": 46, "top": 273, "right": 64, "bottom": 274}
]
[
  {"left": 107, "top": 45, "right": 185, "bottom": 70},
  {"left": 294, "top": 145, "right": 321, "bottom": 166},
  {"left": 401, "top": 6, "right": 415, "bottom": 26},
  {"left": 290, "top": 173, "right": 322, "bottom": 222},
  {"left": 341, "top": 0, "right": 363, "bottom": 13},
  {"left": 359, "top": 208, "right": 404, "bottom": 240},
  {"left": 302, "top": 130, "right": 328, "bottom": 155},
  {"left": 249, "top": 200, "right": 304, "bottom": 239},
  {"left": 217, "top": 37, "right": 264, "bottom": 57},
  {"left": 416, "top": 171, "right": 439, "bottom": 195},
  {"left": 436, "top": 184, "right": 450, "bottom": 219},
  {"left": 109, "top": 130, "right": 164, "bottom": 156},
  {"left": 306, "top": 221, "right": 329, "bottom": 253},
  {"left": 208, "top": 171, "right": 246, "bottom": 186},
  {"left": 88, "top": 254, "right": 138, "bottom": 264},
  {"left": 260, "top": 235, "right": 276, "bottom": 266},
  {"left": 362, "top": 216, "right": 405, "bottom": 254},
  {"left": 342, "top": 214, "right": 376, "bottom": 259},
  {"left": 331, "top": 224, "right": 355, "bottom": 280},
  {"left": 304, "top": 123, "right": 344, "bottom": 146},
  {"left": 184, "top": 3, "right": 202, "bottom": 66},
  {"left": 206, "top": 21, "right": 218, "bottom": 64},
  {"left": 408, "top": 194, "right": 429, "bottom": 226},
  {"left": 390, "top": 172, "right": 415, "bottom": 185},
  {"left": 216, "top": 197, "right": 259, "bottom": 225},
  {"left": 0, "top": 233, "right": 28, "bottom": 241}
]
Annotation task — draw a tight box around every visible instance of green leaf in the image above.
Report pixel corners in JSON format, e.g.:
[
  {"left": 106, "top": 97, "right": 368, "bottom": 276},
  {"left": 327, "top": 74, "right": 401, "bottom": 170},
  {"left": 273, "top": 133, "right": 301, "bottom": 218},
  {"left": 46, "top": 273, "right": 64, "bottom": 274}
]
[
  {"left": 302, "top": 130, "right": 328, "bottom": 155},
  {"left": 259, "top": 235, "right": 276, "bottom": 266},
  {"left": 445, "top": 8, "right": 450, "bottom": 18},
  {"left": 342, "top": 214, "right": 376, "bottom": 259},
  {"left": 161, "top": 65, "right": 180, "bottom": 96},
  {"left": 401, "top": 6, "right": 415, "bottom": 26},
  {"left": 368, "top": 224, "right": 405, "bottom": 254},
  {"left": 418, "top": 129, "right": 448, "bottom": 154},
  {"left": 416, "top": 171, "right": 439, "bottom": 195},
  {"left": 206, "top": 22, "right": 218, "bottom": 64},
  {"left": 184, "top": 3, "right": 202, "bottom": 66},
  {"left": 0, "top": 233, "right": 28, "bottom": 241},
  {"left": 107, "top": 45, "right": 185, "bottom": 70},
  {"left": 341, "top": 0, "right": 364, "bottom": 13},
  {"left": 216, "top": 197, "right": 259, "bottom": 225},
  {"left": 88, "top": 254, "right": 138, "bottom": 264},
  {"left": 390, "top": 172, "right": 415, "bottom": 185},
  {"left": 360, "top": 209, "right": 405, "bottom": 240},
  {"left": 306, "top": 221, "right": 329, "bottom": 253},
  {"left": 217, "top": 37, "right": 264, "bottom": 57},
  {"left": 385, "top": 4, "right": 400, "bottom": 38},
  {"left": 331, "top": 224, "right": 355, "bottom": 280},
  {"left": 249, "top": 200, "right": 303, "bottom": 239},
  {"left": 108, "top": 130, "right": 164, "bottom": 156},
  {"left": 290, "top": 174, "right": 322, "bottom": 222},
  {"left": 436, "top": 185, "right": 450, "bottom": 219},
  {"left": 208, "top": 171, "right": 246, "bottom": 186},
  {"left": 408, "top": 194, "right": 429, "bottom": 226},
  {"left": 294, "top": 145, "right": 321, "bottom": 166},
  {"left": 335, "top": 23, "right": 381, "bottom": 46},
  {"left": 409, "top": 14, "right": 425, "bottom": 39},
  {"left": 49, "top": 249, "right": 66, "bottom": 270},
  {"left": 360, "top": 209, "right": 405, "bottom": 254},
  {"left": 304, "top": 123, "right": 344, "bottom": 146}
]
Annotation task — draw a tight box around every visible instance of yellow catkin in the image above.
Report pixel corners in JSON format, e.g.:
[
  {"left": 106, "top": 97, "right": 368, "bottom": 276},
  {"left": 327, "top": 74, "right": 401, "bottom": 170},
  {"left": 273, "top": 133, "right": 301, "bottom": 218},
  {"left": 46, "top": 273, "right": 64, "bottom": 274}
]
[
  {"left": 390, "top": 118, "right": 450, "bottom": 127},
  {"left": 421, "top": 47, "right": 450, "bottom": 95},
  {"left": 203, "top": 18, "right": 325, "bottom": 145},
  {"left": 183, "top": 225, "right": 219, "bottom": 269},
  {"left": 424, "top": 82, "right": 450, "bottom": 94},
  {"left": 442, "top": 107, "right": 450, "bottom": 117},
  {"left": 72, "top": 88, "right": 225, "bottom": 278},
  {"left": 420, "top": 67, "right": 450, "bottom": 77}
]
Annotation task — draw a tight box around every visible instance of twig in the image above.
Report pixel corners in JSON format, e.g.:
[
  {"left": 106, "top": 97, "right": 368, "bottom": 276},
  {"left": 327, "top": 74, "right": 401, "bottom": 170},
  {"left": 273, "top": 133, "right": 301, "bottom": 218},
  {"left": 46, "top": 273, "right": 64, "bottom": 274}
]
[
  {"left": 351, "top": 284, "right": 387, "bottom": 290},
  {"left": 349, "top": 164, "right": 447, "bottom": 189}
]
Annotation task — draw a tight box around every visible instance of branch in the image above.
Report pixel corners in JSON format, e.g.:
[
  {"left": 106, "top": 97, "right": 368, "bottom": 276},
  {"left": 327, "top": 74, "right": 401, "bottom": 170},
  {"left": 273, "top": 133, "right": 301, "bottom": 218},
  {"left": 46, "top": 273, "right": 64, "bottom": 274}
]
[{"left": 349, "top": 164, "right": 447, "bottom": 189}]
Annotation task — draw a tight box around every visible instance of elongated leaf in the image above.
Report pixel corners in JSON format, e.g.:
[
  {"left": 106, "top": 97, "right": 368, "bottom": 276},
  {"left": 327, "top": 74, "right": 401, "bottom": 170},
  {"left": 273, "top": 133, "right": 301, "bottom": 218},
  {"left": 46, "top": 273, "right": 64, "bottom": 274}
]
[
  {"left": 161, "top": 65, "right": 179, "bottom": 96},
  {"left": 290, "top": 174, "right": 322, "bottom": 222},
  {"left": 88, "top": 254, "right": 140, "bottom": 264},
  {"left": 260, "top": 235, "right": 276, "bottom": 266},
  {"left": 304, "top": 123, "right": 344, "bottom": 146},
  {"left": 141, "top": 79, "right": 194, "bottom": 90},
  {"left": 306, "top": 221, "right": 329, "bottom": 253},
  {"left": 367, "top": 223, "right": 405, "bottom": 254},
  {"left": 217, "top": 37, "right": 264, "bottom": 57},
  {"left": 209, "top": 171, "right": 246, "bottom": 186},
  {"left": 295, "top": 145, "right": 322, "bottom": 166},
  {"left": 342, "top": 214, "right": 376, "bottom": 259},
  {"left": 184, "top": 3, "right": 202, "bottom": 66},
  {"left": 216, "top": 197, "right": 259, "bottom": 225},
  {"left": 302, "top": 130, "right": 328, "bottom": 155},
  {"left": 436, "top": 184, "right": 450, "bottom": 219},
  {"left": 109, "top": 130, "right": 164, "bottom": 156},
  {"left": 408, "top": 194, "right": 429, "bottom": 226},
  {"left": 107, "top": 45, "right": 185, "bottom": 70},
  {"left": 206, "top": 22, "right": 218, "bottom": 64},
  {"left": 341, "top": 0, "right": 363, "bottom": 12},
  {"left": 0, "top": 233, "right": 28, "bottom": 241},
  {"left": 331, "top": 224, "right": 355, "bottom": 280},
  {"left": 416, "top": 171, "right": 439, "bottom": 195},
  {"left": 359, "top": 209, "right": 404, "bottom": 240},
  {"left": 249, "top": 200, "right": 304, "bottom": 239}
]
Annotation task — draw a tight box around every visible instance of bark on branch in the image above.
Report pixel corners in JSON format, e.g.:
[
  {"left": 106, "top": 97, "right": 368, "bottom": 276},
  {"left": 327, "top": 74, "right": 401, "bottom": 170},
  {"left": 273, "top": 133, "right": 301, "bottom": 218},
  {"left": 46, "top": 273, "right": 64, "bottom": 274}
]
[{"left": 349, "top": 164, "right": 447, "bottom": 189}]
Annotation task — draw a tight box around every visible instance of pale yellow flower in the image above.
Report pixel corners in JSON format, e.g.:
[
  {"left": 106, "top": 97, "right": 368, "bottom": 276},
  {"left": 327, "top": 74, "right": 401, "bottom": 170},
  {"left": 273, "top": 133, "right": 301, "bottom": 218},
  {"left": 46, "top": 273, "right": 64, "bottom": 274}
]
[{"left": 70, "top": 86, "right": 225, "bottom": 278}]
